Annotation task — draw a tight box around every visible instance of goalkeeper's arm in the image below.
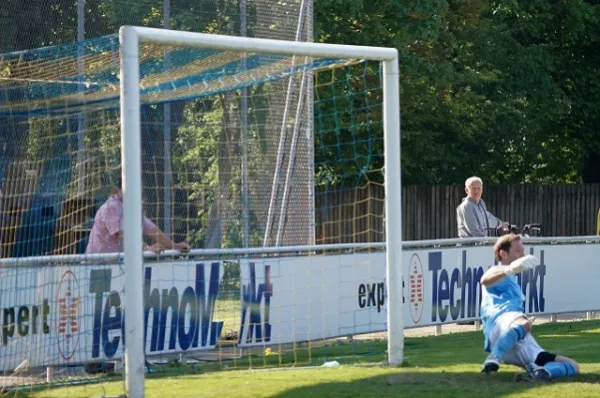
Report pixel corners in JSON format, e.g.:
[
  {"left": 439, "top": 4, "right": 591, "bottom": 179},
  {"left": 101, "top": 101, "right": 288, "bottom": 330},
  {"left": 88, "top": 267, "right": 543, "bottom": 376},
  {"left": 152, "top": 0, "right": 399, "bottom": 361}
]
[{"left": 481, "top": 255, "right": 539, "bottom": 287}]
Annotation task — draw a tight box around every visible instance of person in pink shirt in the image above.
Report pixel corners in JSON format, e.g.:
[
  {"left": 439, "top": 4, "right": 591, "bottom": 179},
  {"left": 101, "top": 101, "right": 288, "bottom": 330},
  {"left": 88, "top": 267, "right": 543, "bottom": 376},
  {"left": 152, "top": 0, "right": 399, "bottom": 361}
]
[{"left": 85, "top": 179, "right": 190, "bottom": 255}]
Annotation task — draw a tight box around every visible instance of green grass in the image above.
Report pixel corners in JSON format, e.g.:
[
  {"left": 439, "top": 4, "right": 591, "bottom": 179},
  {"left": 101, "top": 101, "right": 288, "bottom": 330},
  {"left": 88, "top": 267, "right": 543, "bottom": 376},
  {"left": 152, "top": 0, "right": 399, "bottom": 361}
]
[
  {"left": 9, "top": 320, "right": 600, "bottom": 398},
  {"left": 213, "top": 295, "right": 241, "bottom": 335}
]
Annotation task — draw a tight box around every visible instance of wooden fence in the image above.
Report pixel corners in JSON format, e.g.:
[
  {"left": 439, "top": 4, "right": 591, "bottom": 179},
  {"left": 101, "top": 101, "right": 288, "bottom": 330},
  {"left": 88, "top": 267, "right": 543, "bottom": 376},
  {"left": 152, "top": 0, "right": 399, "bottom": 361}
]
[{"left": 315, "top": 183, "right": 600, "bottom": 243}]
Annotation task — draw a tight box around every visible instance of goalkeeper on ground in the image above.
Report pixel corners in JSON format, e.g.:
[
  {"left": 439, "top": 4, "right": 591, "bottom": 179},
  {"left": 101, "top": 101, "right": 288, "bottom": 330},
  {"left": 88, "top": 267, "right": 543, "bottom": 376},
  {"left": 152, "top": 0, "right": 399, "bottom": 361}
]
[{"left": 480, "top": 233, "right": 579, "bottom": 381}]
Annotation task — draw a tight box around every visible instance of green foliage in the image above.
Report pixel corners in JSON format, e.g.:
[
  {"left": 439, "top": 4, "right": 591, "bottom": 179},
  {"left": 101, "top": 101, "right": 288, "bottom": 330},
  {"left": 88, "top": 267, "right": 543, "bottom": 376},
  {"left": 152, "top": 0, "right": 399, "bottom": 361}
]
[
  {"left": 98, "top": 0, "right": 251, "bottom": 35},
  {"left": 173, "top": 91, "right": 264, "bottom": 249},
  {"left": 3, "top": 0, "right": 600, "bottom": 254},
  {"left": 316, "top": 0, "right": 600, "bottom": 184},
  {"left": 222, "top": 260, "right": 241, "bottom": 290},
  {"left": 26, "top": 117, "right": 63, "bottom": 162}
]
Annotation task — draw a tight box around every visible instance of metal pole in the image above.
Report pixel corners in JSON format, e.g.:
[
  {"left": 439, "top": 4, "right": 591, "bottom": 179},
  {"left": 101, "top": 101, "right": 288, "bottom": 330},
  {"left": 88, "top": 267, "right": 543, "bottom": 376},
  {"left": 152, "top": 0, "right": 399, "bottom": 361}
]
[
  {"left": 135, "top": 27, "right": 397, "bottom": 60},
  {"left": 240, "top": 0, "right": 249, "bottom": 248},
  {"left": 383, "top": 55, "right": 404, "bottom": 366},
  {"left": 76, "top": 0, "right": 85, "bottom": 194},
  {"left": 119, "top": 26, "right": 146, "bottom": 398},
  {"left": 275, "top": 65, "right": 307, "bottom": 246},
  {"left": 262, "top": 0, "right": 307, "bottom": 247},
  {"left": 305, "top": 0, "right": 315, "bottom": 246},
  {"left": 275, "top": 0, "right": 314, "bottom": 246},
  {"left": 163, "top": 0, "right": 172, "bottom": 236}
]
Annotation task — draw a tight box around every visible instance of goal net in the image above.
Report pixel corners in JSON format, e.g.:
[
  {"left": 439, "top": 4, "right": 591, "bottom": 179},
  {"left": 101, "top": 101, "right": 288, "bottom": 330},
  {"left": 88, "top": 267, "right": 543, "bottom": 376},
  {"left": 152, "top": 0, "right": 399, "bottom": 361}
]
[{"left": 0, "top": 27, "right": 402, "bottom": 396}]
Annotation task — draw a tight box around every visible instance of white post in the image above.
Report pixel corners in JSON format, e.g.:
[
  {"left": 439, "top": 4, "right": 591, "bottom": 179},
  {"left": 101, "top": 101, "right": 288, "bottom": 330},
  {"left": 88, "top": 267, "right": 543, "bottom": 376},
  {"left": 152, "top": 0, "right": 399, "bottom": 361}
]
[
  {"left": 76, "top": 0, "right": 85, "bottom": 194},
  {"left": 240, "top": 0, "right": 250, "bottom": 249},
  {"left": 163, "top": 0, "right": 172, "bottom": 236},
  {"left": 46, "top": 366, "right": 55, "bottom": 383},
  {"left": 275, "top": 66, "right": 307, "bottom": 246},
  {"left": 305, "top": 0, "right": 315, "bottom": 246},
  {"left": 119, "top": 26, "right": 145, "bottom": 398},
  {"left": 383, "top": 55, "right": 403, "bottom": 366}
]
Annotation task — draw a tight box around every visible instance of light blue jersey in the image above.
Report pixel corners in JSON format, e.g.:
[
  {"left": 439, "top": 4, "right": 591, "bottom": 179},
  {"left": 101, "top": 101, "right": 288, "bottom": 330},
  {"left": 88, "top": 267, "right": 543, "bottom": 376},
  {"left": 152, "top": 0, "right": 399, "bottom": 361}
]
[{"left": 480, "top": 266, "right": 525, "bottom": 351}]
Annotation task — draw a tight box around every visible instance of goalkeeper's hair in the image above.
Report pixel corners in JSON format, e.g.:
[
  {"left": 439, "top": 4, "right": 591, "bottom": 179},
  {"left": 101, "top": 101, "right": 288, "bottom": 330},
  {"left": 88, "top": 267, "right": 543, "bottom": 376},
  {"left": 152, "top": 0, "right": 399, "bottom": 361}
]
[{"left": 494, "top": 233, "right": 521, "bottom": 263}]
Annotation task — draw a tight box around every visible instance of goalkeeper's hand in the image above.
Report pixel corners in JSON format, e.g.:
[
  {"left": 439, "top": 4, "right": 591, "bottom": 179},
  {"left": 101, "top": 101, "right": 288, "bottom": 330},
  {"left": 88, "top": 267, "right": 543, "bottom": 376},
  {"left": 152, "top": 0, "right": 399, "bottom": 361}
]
[{"left": 504, "top": 255, "right": 539, "bottom": 276}]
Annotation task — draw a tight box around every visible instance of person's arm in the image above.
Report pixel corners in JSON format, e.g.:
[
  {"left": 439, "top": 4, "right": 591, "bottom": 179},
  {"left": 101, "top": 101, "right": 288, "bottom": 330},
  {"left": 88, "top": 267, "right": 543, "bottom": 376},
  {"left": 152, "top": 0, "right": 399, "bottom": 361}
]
[
  {"left": 480, "top": 266, "right": 509, "bottom": 287},
  {"left": 481, "top": 255, "right": 539, "bottom": 287},
  {"left": 143, "top": 216, "right": 190, "bottom": 253},
  {"left": 486, "top": 210, "right": 508, "bottom": 231},
  {"left": 481, "top": 201, "right": 508, "bottom": 231},
  {"left": 486, "top": 211, "right": 501, "bottom": 229},
  {"left": 149, "top": 229, "right": 190, "bottom": 252},
  {"left": 110, "top": 204, "right": 159, "bottom": 253},
  {"left": 457, "top": 203, "right": 486, "bottom": 237}
]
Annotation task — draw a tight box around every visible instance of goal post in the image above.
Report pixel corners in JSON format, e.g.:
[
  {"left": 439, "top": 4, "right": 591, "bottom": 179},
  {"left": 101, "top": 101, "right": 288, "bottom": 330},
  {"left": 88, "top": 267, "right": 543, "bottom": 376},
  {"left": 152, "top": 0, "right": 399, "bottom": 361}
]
[
  {"left": 119, "top": 25, "right": 403, "bottom": 395},
  {"left": 382, "top": 52, "right": 403, "bottom": 368},
  {"left": 0, "top": 25, "right": 402, "bottom": 396},
  {"left": 119, "top": 27, "right": 145, "bottom": 398}
]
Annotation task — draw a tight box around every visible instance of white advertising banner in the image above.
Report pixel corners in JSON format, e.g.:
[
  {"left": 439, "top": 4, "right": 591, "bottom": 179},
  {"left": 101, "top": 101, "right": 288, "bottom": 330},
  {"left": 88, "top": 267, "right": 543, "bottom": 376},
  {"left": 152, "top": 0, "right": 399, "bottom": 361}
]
[
  {"left": 2, "top": 242, "right": 599, "bottom": 366},
  {"left": 237, "top": 254, "right": 388, "bottom": 347},
  {"left": 238, "top": 243, "right": 600, "bottom": 346},
  {"left": 0, "top": 261, "right": 224, "bottom": 371}
]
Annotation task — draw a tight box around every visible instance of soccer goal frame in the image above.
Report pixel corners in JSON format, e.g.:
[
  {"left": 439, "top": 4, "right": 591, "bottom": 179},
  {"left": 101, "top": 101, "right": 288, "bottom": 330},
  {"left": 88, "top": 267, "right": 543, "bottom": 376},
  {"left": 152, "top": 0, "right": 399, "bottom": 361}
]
[{"left": 119, "top": 25, "right": 402, "bottom": 397}]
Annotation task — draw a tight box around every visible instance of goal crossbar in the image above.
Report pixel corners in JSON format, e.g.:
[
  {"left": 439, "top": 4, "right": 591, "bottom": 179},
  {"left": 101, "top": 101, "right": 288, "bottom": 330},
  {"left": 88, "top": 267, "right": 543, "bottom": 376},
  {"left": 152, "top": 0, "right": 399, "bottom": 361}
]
[{"left": 130, "top": 26, "right": 398, "bottom": 61}]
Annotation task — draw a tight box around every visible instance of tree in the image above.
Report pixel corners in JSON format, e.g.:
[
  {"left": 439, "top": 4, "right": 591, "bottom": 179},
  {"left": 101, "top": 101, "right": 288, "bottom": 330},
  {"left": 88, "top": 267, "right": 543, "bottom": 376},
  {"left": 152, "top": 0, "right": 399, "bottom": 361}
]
[{"left": 315, "top": 0, "right": 600, "bottom": 184}]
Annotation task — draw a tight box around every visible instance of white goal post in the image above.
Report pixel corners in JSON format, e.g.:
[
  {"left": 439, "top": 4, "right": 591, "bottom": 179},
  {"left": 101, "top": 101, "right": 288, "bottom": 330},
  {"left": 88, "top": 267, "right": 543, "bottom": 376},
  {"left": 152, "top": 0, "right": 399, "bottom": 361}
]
[{"left": 119, "top": 25, "right": 403, "bottom": 397}]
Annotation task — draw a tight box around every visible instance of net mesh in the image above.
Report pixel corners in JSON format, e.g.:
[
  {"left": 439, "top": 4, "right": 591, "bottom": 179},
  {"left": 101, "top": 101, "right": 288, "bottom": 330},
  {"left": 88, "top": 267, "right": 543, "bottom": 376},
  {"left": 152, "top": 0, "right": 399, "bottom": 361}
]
[
  {"left": 0, "top": 36, "right": 361, "bottom": 255},
  {"left": 0, "top": 0, "right": 317, "bottom": 247},
  {"left": 0, "top": 2, "right": 392, "bottom": 395},
  {"left": 0, "top": 37, "right": 347, "bottom": 117},
  {"left": 0, "top": 34, "right": 386, "bottom": 392}
]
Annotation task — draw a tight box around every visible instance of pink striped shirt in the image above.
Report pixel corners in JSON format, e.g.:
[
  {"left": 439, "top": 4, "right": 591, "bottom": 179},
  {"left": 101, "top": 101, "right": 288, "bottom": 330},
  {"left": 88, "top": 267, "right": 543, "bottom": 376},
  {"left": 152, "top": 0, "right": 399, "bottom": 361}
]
[{"left": 85, "top": 194, "right": 157, "bottom": 254}]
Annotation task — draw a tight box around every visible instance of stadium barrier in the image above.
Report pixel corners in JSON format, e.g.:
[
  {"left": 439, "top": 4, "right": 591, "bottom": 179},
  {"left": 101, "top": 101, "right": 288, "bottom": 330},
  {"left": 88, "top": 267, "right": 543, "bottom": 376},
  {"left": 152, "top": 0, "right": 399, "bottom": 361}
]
[{"left": 0, "top": 235, "right": 598, "bottom": 371}]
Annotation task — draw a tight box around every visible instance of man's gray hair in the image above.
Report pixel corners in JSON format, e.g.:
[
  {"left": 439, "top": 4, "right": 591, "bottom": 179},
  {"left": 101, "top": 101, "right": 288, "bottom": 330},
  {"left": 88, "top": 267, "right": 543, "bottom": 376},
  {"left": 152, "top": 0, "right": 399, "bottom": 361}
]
[{"left": 465, "top": 176, "right": 483, "bottom": 188}]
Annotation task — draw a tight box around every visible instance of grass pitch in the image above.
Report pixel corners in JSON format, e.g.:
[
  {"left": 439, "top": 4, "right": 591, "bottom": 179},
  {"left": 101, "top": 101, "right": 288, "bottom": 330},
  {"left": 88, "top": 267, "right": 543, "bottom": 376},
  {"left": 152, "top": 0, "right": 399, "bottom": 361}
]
[{"left": 7, "top": 320, "right": 600, "bottom": 397}]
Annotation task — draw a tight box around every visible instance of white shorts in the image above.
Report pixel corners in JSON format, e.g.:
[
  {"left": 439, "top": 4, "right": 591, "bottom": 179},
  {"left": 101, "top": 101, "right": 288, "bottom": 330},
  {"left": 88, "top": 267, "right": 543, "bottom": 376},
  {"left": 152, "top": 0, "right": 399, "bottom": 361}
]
[{"left": 489, "top": 311, "right": 545, "bottom": 367}]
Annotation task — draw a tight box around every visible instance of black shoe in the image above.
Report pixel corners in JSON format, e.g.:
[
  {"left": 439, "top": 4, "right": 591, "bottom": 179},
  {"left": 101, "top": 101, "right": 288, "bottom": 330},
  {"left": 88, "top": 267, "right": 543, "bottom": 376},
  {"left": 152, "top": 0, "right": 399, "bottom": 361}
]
[{"left": 481, "top": 354, "right": 500, "bottom": 374}]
